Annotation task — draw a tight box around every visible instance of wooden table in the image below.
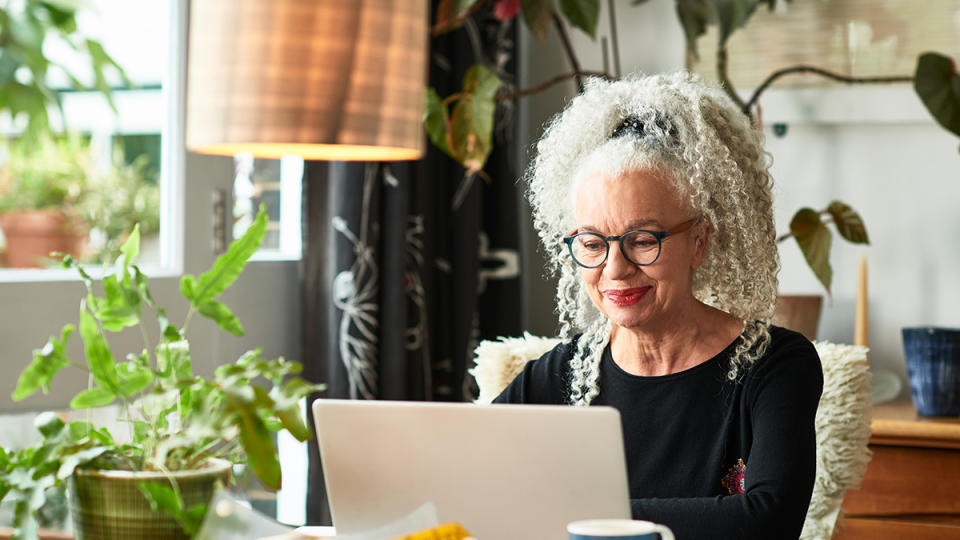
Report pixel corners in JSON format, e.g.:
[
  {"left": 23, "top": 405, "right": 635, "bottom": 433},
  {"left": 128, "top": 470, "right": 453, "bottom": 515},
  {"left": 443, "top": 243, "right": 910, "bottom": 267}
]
[{"left": 834, "top": 399, "right": 960, "bottom": 539}]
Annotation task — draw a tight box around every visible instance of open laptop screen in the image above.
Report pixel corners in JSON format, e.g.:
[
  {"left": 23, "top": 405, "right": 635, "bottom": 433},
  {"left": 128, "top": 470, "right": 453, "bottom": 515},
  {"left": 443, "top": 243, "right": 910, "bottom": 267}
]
[{"left": 312, "top": 399, "right": 631, "bottom": 540}]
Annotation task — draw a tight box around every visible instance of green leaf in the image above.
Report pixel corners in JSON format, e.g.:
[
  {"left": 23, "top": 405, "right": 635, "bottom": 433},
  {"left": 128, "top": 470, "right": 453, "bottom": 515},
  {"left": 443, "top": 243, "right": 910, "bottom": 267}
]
[
  {"left": 424, "top": 88, "right": 453, "bottom": 158},
  {"left": 116, "top": 362, "right": 154, "bottom": 398},
  {"left": 91, "top": 273, "right": 141, "bottom": 331},
  {"left": 712, "top": 0, "right": 763, "bottom": 50},
  {"left": 79, "top": 309, "right": 121, "bottom": 393},
  {"left": 183, "top": 205, "right": 267, "bottom": 306},
  {"left": 675, "top": 0, "right": 712, "bottom": 58},
  {"left": 70, "top": 387, "right": 116, "bottom": 409},
  {"left": 231, "top": 398, "right": 281, "bottom": 489},
  {"left": 68, "top": 421, "right": 115, "bottom": 446},
  {"left": 13, "top": 500, "right": 39, "bottom": 540},
  {"left": 34, "top": 412, "right": 65, "bottom": 439},
  {"left": 140, "top": 481, "right": 186, "bottom": 528},
  {"left": 275, "top": 404, "right": 311, "bottom": 442},
  {"left": 522, "top": 0, "right": 555, "bottom": 41},
  {"left": 674, "top": 0, "right": 768, "bottom": 59},
  {"left": 826, "top": 201, "right": 869, "bottom": 245},
  {"left": 156, "top": 340, "right": 193, "bottom": 382},
  {"left": 182, "top": 503, "right": 209, "bottom": 536},
  {"left": 57, "top": 446, "right": 109, "bottom": 480},
  {"left": 915, "top": 52, "right": 960, "bottom": 138},
  {"left": 179, "top": 275, "right": 198, "bottom": 303},
  {"left": 132, "top": 420, "right": 151, "bottom": 444},
  {"left": 121, "top": 223, "right": 141, "bottom": 270},
  {"left": 13, "top": 325, "right": 73, "bottom": 401},
  {"left": 790, "top": 207, "right": 833, "bottom": 294},
  {"left": 84, "top": 38, "right": 130, "bottom": 110},
  {"left": 434, "top": 0, "right": 479, "bottom": 34},
  {"left": 559, "top": 0, "right": 599, "bottom": 38},
  {"left": 196, "top": 299, "right": 245, "bottom": 337},
  {"left": 450, "top": 64, "right": 503, "bottom": 175}
]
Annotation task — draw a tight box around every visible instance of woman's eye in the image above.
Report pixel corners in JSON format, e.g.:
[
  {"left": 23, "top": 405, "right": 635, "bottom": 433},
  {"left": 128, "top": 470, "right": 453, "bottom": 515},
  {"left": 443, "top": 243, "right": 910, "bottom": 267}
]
[
  {"left": 580, "top": 239, "right": 605, "bottom": 251},
  {"left": 628, "top": 236, "right": 657, "bottom": 249}
]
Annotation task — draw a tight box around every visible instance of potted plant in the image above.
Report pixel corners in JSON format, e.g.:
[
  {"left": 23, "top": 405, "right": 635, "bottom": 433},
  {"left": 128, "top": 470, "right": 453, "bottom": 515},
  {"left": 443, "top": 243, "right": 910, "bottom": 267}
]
[
  {"left": 0, "top": 137, "right": 93, "bottom": 268},
  {"left": 773, "top": 201, "right": 869, "bottom": 339},
  {"left": 80, "top": 152, "right": 161, "bottom": 265},
  {"left": 0, "top": 205, "right": 323, "bottom": 539},
  {"left": 0, "top": 137, "right": 163, "bottom": 268}
]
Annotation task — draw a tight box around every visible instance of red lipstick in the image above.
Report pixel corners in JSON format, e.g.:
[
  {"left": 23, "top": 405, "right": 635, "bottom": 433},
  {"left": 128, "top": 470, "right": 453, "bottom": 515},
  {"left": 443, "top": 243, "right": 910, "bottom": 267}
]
[{"left": 603, "top": 287, "right": 650, "bottom": 306}]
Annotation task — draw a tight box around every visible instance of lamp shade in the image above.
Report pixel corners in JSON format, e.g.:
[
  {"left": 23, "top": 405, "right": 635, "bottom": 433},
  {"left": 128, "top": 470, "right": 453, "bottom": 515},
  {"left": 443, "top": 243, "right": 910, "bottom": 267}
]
[{"left": 186, "top": 0, "right": 428, "bottom": 161}]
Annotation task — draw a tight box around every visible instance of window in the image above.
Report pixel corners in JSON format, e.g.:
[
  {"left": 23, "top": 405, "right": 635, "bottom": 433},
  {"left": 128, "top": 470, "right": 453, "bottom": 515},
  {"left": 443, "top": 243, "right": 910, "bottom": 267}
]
[{"left": 0, "top": 0, "right": 172, "bottom": 270}]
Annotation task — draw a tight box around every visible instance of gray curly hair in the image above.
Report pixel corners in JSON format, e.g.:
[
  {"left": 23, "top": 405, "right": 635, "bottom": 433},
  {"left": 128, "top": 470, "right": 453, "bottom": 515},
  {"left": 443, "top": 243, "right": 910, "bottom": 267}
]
[{"left": 526, "top": 71, "right": 780, "bottom": 406}]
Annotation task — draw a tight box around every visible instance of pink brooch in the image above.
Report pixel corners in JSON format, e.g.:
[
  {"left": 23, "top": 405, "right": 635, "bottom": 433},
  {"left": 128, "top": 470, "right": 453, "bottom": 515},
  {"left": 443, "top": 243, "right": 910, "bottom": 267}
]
[{"left": 721, "top": 458, "right": 746, "bottom": 494}]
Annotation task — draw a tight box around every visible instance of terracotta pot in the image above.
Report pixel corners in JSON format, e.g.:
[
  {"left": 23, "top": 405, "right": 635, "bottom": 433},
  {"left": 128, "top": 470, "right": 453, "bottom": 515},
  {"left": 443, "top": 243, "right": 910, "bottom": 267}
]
[
  {"left": 773, "top": 294, "right": 823, "bottom": 341},
  {"left": 67, "top": 459, "right": 232, "bottom": 540},
  {"left": 0, "top": 209, "right": 87, "bottom": 268}
]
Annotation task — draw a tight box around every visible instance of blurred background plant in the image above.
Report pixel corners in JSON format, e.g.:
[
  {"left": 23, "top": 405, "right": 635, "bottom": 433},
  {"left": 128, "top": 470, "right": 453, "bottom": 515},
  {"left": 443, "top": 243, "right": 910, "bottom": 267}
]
[
  {"left": 81, "top": 152, "right": 160, "bottom": 263},
  {"left": 0, "top": 135, "right": 159, "bottom": 266},
  {"left": 0, "top": 0, "right": 128, "bottom": 141},
  {"left": 0, "top": 136, "right": 92, "bottom": 219}
]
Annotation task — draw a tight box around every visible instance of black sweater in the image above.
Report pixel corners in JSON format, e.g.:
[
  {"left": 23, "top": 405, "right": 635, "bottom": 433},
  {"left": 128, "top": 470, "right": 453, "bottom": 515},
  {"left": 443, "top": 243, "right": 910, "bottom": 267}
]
[{"left": 494, "top": 326, "right": 823, "bottom": 540}]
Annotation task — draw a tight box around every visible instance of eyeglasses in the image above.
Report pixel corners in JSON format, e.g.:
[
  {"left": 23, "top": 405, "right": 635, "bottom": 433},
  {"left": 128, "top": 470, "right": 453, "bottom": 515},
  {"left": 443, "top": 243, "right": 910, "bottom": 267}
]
[{"left": 563, "top": 218, "right": 698, "bottom": 268}]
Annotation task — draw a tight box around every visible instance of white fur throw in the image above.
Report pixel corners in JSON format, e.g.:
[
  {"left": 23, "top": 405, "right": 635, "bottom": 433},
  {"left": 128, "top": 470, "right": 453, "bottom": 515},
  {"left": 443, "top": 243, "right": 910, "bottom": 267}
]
[
  {"left": 801, "top": 341, "right": 872, "bottom": 540},
  {"left": 470, "top": 332, "right": 561, "bottom": 405},
  {"left": 472, "top": 335, "right": 873, "bottom": 540}
]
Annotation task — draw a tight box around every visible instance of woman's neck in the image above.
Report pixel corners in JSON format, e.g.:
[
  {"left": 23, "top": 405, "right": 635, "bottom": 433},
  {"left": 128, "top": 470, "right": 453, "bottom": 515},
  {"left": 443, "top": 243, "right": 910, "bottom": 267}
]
[{"left": 609, "top": 302, "right": 743, "bottom": 376}]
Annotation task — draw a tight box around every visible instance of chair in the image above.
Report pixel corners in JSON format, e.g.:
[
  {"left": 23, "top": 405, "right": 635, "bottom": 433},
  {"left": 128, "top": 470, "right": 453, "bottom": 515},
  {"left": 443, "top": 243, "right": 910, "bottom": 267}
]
[{"left": 471, "top": 335, "right": 872, "bottom": 540}]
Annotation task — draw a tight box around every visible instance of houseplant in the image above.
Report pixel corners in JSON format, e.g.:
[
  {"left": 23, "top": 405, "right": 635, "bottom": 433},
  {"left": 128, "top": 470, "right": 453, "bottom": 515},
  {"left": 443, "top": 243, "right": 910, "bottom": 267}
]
[
  {"left": 0, "top": 136, "right": 93, "bottom": 268},
  {"left": 0, "top": 205, "right": 324, "bottom": 539},
  {"left": 0, "top": 0, "right": 127, "bottom": 143},
  {"left": 425, "top": 0, "right": 874, "bottom": 298},
  {"left": 80, "top": 152, "right": 161, "bottom": 265},
  {"left": 0, "top": 137, "right": 162, "bottom": 268}
]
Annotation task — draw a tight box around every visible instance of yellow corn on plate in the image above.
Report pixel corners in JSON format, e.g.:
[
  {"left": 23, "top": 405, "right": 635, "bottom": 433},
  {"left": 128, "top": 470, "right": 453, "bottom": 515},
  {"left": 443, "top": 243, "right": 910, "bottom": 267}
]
[{"left": 393, "top": 523, "right": 474, "bottom": 540}]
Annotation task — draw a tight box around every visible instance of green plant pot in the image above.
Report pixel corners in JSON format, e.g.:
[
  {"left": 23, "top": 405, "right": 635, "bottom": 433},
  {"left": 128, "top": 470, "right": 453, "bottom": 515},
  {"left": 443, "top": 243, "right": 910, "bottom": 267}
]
[{"left": 67, "top": 459, "right": 231, "bottom": 540}]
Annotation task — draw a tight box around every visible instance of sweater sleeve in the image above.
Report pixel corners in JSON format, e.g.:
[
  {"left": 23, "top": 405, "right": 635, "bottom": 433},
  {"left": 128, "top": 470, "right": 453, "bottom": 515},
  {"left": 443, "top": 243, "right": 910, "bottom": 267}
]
[{"left": 630, "top": 334, "right": 824, "bottom": 540}]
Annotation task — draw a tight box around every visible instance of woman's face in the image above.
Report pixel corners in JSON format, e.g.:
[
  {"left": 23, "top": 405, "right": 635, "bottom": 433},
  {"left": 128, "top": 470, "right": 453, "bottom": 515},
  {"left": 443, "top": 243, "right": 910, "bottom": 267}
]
[{"left": 573, "top": 168, "right": 707, "bottom": 332}]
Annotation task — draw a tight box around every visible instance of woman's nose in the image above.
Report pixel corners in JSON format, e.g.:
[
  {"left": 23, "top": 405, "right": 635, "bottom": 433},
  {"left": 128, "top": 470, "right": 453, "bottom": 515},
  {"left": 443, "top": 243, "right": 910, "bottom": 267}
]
[{"left": 602, "top": 242, "right": 636, "bottom": 279}]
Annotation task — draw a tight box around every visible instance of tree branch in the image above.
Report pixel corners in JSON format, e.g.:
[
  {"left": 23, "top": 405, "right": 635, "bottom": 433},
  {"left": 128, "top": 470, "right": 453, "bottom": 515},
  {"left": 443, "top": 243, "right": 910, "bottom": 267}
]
[
  {"left": 496, "top": 70, "right": 615, "bottom": 100},
  {"left": 717, "top": 47, "right": 748, "bottom": 114},
  {"left": 743, "top": 65, "right": 914, "bottom": 114},
  {"left": 552, "top": 13, "right": 585, "bottom": 94}
]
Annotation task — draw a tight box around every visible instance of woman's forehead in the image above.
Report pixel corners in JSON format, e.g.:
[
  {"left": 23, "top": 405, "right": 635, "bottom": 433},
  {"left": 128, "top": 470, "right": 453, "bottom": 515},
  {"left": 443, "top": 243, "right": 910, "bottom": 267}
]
[{"left": 573, "top": 171, "right": 692, "bottom": 225}]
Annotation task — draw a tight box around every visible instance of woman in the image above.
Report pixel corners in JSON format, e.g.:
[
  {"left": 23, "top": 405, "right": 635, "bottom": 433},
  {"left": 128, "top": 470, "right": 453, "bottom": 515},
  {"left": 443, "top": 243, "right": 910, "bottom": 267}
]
[{"left": 495, "top": 72, "right": 823, "bottom": 539}]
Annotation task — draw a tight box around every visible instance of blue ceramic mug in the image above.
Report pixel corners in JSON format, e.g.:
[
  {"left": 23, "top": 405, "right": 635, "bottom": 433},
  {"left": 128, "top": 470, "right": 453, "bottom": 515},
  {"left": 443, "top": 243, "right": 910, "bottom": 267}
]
[
  {"left": 902, "top": 327, "right": 960, "bottom": 416},
  {"left": 568, "top": 519, "right": 675, "bottom": 540}
]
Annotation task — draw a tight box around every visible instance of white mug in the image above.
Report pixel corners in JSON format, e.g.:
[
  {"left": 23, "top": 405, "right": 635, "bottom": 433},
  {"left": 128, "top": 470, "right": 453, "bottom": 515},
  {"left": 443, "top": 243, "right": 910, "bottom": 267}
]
[{"left": 568, "top": 519, "right": 675, "bottom": 540}]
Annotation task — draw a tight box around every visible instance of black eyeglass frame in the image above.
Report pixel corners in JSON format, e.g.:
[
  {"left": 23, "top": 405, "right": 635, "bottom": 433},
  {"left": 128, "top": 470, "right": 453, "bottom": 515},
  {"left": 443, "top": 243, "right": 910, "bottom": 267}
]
[{"left": 562, "top": 218, "right": 698, "bottom": 269}]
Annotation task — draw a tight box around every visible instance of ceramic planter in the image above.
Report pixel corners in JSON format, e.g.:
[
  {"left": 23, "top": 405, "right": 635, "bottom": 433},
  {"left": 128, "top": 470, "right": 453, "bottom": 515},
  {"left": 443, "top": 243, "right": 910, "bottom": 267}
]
[
  {"left": 0, "top": 209, "right": 87, "bottom": 268},
  {"left": 773, "top": 294, "right": 823, "bottom": 341},
  {"left": 902, "top": 327, "right": 960, "bottom": 416},
  {"left": 67, "top": 459, "right": 232, "bottom": 540}
]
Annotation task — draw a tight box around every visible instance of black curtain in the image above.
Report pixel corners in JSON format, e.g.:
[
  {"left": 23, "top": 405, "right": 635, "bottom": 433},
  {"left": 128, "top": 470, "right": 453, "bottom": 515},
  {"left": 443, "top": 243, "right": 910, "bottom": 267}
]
[{"left": 300, "top": 5, "right": 522, "bottom": 525}]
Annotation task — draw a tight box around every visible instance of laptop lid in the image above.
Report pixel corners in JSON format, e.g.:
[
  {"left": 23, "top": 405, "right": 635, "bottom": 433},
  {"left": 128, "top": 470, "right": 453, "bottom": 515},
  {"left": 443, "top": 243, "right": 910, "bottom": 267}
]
[{"left": 312, "top": 399, "right": 631, "bottom": 540}]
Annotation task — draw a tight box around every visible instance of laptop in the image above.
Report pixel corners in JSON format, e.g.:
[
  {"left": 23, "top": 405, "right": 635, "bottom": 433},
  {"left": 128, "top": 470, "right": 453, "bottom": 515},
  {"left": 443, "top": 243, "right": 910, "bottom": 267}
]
[{"left": 312, "top": 399, "right": 631, "bottom": 540}]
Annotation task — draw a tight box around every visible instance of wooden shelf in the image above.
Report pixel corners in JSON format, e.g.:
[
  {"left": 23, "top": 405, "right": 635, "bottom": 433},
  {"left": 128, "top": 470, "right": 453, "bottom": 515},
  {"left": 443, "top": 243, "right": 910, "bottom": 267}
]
[
  {"left": 869, "top": 399, "right": 960, "bottom": 449},
  {"left": 836, "top": 399, "right": 960, "bottom": 539}
]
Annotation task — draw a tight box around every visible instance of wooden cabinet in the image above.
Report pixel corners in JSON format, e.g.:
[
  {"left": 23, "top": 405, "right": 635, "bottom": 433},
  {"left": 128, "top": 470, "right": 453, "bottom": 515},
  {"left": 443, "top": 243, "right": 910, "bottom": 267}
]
[{"left": 834, "top": 399, "right": 960, "bottom": 539}]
